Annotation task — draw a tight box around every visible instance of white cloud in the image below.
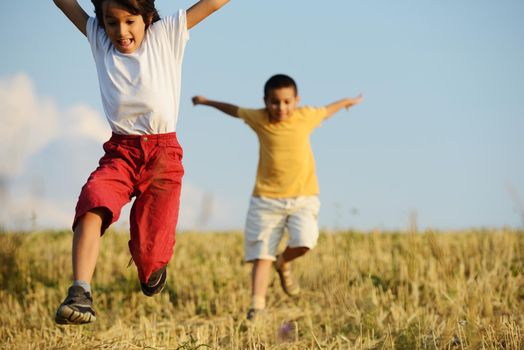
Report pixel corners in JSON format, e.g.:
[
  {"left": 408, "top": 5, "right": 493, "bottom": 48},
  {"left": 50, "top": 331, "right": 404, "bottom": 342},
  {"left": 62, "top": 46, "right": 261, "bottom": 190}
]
[
  {"left": 0, "top": 73, "right": 110, "bottom": 176},
  {"left": 0, "top": 73, "right": 108, "bottom": 230},
  {"left": 62, "top": 104, "right": 111, "bottom": 144},
  {"left": 0, "top": 74, "right": 59, "bottom": 176}
]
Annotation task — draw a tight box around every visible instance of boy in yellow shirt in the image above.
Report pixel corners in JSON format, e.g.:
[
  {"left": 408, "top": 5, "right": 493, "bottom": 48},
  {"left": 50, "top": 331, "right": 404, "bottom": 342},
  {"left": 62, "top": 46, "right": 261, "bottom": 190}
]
[{"left": 192, "top": 74, "right": 363, "bottom": 320}]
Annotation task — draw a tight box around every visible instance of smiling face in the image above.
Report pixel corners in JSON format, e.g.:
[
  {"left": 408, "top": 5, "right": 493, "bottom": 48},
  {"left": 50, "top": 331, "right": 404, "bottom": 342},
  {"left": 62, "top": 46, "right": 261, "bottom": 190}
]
[
  {"left": 264, "top": 87, "right": 300, "bottom": 123},
  {"left": 102, "top": 1, "right": 147, "bottom": 54}
]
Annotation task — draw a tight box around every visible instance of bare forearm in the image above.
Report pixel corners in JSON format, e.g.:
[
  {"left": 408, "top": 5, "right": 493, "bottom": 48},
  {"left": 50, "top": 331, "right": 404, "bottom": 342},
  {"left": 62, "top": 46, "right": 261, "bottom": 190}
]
[
  {"left": 53, "top": 0, "right": 88, "bottom": 36},
  {"left": 325, "top": 99, "right": 351, "bottom": 118},
  {"left": 198, "top": 0, "right": 230, "bottom": 11},
  {"left": 187, "top": 0, "right": 230, "bottom": 29},
  {"left": 325, "top": 94, "right": 363, "bottom": 119},
  {"left": 53, "top": 0, "right": 76, "bottom": 8},
  {"left": 193, "top": 97, "right": 240, "bottom": 118}
]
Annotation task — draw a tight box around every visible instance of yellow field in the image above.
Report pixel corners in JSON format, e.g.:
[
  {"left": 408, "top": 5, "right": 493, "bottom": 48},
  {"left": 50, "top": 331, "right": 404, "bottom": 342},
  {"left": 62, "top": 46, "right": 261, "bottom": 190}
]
[{"left": 1, "top": 229, "right": 522, "bottom": 349}]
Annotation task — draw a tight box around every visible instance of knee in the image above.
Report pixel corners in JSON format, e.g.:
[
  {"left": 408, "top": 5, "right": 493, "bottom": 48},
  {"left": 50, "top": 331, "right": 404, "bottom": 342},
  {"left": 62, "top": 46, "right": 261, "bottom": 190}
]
[
  {"left": 295, "top": 246, "right": 310, "bottom": 255},
  {"left": 75, "top": 207, "right": 111, "bottom": 233},
  {"left": 286, "top": 246, "right": 310, "bottom": 256}
]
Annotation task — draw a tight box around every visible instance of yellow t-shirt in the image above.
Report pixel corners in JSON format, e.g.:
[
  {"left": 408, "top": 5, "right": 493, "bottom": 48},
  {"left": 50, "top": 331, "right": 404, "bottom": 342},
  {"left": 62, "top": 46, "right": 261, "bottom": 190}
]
[{"left": 238, "top": 106, "right": 327, "bottom": 198}]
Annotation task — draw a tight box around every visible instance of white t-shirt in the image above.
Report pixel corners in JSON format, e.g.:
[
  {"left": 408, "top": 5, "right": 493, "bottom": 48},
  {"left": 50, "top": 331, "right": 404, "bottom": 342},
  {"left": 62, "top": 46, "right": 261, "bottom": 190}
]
[{"left": 87, "top": 10, "right": 189, "bottom": 135}]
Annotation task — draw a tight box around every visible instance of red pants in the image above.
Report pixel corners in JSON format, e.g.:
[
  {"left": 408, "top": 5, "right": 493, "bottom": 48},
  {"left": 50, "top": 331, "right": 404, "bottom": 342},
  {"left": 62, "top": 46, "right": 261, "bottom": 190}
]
[{"left": 74, "top": 132, "right": 184, "bottom": 283}]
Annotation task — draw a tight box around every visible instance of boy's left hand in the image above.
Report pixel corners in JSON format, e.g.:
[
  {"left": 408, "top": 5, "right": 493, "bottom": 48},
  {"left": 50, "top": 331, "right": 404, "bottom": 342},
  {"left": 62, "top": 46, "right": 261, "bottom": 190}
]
[{"left": 345, "top": 94, "right": 363, "bottom": 109}]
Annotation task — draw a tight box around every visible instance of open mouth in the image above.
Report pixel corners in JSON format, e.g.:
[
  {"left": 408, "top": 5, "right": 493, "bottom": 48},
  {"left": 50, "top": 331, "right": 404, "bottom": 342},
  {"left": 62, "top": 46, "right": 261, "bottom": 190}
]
[{"left": 117, "top": 38, "right": 134, "bottom": 51}]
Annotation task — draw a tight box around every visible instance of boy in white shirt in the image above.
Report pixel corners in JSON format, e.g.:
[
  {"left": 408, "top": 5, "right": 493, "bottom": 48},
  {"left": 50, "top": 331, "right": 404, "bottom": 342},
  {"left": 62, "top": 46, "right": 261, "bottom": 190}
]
[{"left": 53, "top": 0, "right": 230, "bottom": 325}]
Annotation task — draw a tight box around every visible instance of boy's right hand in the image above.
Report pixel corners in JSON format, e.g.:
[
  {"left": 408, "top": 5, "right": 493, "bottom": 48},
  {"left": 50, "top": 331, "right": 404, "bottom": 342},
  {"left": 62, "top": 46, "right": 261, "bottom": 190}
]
[
  {"left": 192, "top": 95, "right": 207, "bottom": 105},
  {"left": 190, "top": 96, "right": 240, "bottom": 118}
]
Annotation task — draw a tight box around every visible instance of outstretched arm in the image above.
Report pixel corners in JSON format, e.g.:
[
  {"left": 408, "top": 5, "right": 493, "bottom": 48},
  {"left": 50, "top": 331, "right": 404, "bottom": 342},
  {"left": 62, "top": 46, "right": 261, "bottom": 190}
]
[
  {"left": 192, "top": 96, "right": 240, "bottom": 118},
  {"left": 53, "top": 0, "right": 89, "bottom": 36},
  {"left": 186, "top": 0, "right": 230, "bottom": 30},
  {"left": 324, "top": 94, "right": 364, "bottom": 120}
]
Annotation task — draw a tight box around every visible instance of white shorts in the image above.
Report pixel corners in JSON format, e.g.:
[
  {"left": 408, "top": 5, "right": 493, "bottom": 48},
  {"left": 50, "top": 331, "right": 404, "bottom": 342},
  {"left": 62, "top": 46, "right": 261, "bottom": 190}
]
[{"left": 244, "top": 195, "right": 321, "bottom": 262}]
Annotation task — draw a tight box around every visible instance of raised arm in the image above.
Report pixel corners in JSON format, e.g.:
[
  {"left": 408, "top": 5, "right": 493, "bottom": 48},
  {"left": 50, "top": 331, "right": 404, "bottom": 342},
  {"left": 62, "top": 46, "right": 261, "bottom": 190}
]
[
  {"left": 324, "top": 94, "right": 364, "bottom": 119},
  {"left": 186, "top": 0, "right": 230, "bottom": 30},
  {"left": 192, "top": 96, "right": 240, "bottom": 118},
  {"left": 53, "top": 0, "right": 89, "bottom": 36}
]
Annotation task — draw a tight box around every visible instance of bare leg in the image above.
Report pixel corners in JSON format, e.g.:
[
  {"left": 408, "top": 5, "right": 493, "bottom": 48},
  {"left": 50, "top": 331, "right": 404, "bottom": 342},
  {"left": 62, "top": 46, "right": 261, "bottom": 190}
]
[
  {"left": 72, "top": 208, "right": 107, "bottom": 283},
  {"left": 279, "top": 246, "right": 309, "bottom": 265},
  {"left": 274, "top": 246, "right": 309, "bottom": 297},
  {"left": 251, "top": 259, "right": 273, "bottom": 309}
]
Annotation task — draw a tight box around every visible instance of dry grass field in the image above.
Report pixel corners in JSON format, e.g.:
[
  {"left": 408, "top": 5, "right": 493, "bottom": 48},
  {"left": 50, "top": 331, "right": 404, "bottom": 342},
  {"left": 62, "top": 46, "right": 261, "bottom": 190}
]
[{"left": 1, "top": 228, "right": 523, "bottom": 349}]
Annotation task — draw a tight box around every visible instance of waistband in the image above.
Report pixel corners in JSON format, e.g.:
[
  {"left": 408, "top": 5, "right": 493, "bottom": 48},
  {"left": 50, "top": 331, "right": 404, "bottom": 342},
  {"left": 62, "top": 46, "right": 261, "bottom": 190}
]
[{"left": 109, "top": 132, "right": 181, "bottom": 146}]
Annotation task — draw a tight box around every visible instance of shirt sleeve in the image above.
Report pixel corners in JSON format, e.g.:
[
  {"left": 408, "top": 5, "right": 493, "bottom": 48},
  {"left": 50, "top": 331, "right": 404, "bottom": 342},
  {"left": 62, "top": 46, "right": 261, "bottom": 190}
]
[
  {"left": 86, "top": 17, "right": 112, "bottom": 57},
  {"left": 161, "top": 10, "right": 189, "bottom": 61},
  {"left": 304, "top": 106, "right": 328, "bottom": 130},
  {"left": 86, "top": 17, "right": 100, "bottom": 52},
  {"left": 238, "top": 108, "right": 264, "bottom": 130}
]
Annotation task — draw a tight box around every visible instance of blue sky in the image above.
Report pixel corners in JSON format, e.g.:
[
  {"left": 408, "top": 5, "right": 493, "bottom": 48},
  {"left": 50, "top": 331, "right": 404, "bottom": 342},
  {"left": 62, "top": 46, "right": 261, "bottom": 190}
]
[{"left": 1, "top": 0, "right": 523, "bottom": 231}]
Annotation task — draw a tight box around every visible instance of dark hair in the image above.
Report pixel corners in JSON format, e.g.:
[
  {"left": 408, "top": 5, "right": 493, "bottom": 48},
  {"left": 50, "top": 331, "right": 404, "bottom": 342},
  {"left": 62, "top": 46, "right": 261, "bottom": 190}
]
[
  {"left": 92, "top": 0, "right": 161, "bottom": 30},
  {"left": 264, "top": 74, "right": 298, "bottom": 98}
]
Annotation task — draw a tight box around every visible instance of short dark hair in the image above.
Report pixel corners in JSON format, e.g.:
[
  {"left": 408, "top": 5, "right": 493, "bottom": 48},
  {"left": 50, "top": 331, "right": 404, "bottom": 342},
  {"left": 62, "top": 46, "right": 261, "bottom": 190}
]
[
  {"left": 264, "top": 74, "right": 298, "bottom": 98},
  {"left": 92, "top": 0, "right": 161, "bottom": 30}
]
